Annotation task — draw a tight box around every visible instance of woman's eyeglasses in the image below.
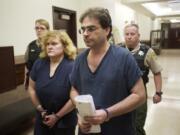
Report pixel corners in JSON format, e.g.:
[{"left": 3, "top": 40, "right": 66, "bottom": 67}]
[{"left": 35, "top": 26, "right": 46, "bottom": 31}]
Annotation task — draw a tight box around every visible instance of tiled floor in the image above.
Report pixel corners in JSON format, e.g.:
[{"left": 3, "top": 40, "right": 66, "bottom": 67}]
[{"left": 19, "top": 49, "right": 180, "bottom": 135}]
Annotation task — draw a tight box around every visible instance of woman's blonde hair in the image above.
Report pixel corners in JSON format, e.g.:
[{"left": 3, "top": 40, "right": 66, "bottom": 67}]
[
  {"left": 40, "top": 30, "right": 77, "bottom": 60},
  {"left": 35, "top": 19, "right": 50, "bottom": 30}
]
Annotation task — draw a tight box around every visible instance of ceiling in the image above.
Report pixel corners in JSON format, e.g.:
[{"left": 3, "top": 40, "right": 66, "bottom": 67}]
[{"left": 121, "top": 0, "right": 180, "bottom": 22}]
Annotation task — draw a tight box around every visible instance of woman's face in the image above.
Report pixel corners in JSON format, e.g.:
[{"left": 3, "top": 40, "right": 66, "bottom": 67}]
[
  {"left": 46, "top": 37, "right": 64, "bottom": 58},
  {"left": 35, "top": 22, "right": 48, "bottom": 39}
]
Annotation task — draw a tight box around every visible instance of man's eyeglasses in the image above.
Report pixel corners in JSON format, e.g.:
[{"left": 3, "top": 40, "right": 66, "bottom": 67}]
[
  {"left": 35, "top": 26, "right": 46, "bottom": 31},
  {"left": 79, "top": 25, "right": 99, "bottom": 34}
]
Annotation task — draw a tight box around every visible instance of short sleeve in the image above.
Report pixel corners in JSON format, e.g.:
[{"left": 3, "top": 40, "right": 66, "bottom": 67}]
[
  {"left": 30, "top": 59, "right": 40, "bottom": 81},
  {"left": 124, "top": 53, "right": 142, "bottom": 90},
  {"left": 24, "top": 45, "right": 29, "bottom": 63},
  {"left": 145, "top": 48, "right": 162, "bottom": 74},
  {"left": 70, "top": 57, "right": 81, "bottom": 91}
]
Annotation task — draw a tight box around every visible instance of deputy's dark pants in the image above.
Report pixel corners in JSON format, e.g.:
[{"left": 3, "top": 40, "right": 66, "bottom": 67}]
[
  {"left": 135, "top": 100, "right": 147, "bottom": 135},
  {"left": 135, "top": 85, "right": 147, "bottom": 135}
]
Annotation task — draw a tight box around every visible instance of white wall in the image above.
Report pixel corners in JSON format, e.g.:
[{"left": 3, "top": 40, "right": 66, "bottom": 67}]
[
  {"left": 0, "top": 0, "right": 80, "bottom": 55},
  {"left": 0, "top": 0, "right": 153, "bottom": 55},
  {"left": 0, "top": 0, "right": 117, "bottom": 55},
  {"left": 79, "top": 0, "right": 115, "bottom": 19},
  {"left": 76, "top": 0, "right": 153, "bottom": 44},
  {"left": 114, "top": 0, "right": 153, "bottom": 42},
  {"left": 0, "top": 0, "right": 53, "bottom": 55},
  {"left": 114, "top": 1, "right": 135, "bottom": 42},
  {"left": 78, "top": 0, "right": 116, "bottom": 47},
  {"left": 135, "top": 13, "right": 153, "bottom": 40},
  {"left": 153, "top": 18, "right": 161, "bottom": 30}
]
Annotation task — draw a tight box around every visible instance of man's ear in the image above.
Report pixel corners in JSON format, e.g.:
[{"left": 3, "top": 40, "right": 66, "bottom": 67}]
[{"left": 105, "top": 27, "right": 111, "bottom": 36}]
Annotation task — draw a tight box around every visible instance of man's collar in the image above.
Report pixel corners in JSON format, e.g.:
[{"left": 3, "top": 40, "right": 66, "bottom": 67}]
[{"left": 125, "top": 43, "right": 140, "bottom": 54}]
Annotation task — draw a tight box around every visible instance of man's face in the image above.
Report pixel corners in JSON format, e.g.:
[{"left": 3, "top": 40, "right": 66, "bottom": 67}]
[
  {"left": 80, "top": 17, "right": 110, "bottom": 48},
  {"left": 124, "top": 26, "right": 140, "bottom": 48}
]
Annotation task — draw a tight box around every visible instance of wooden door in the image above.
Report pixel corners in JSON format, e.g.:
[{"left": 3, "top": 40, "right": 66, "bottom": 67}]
[
  {"left": 169, "top": 24, "right": 180, "bottom": 48},
  {"left": 53, "top": 6, "right": 77, "bottom": 46},
  {"left": 161, "top": 23, "right": 180, "bottom": 49},
  {"left": 161, "top": 23, "right": 170, "bottom": 49}
]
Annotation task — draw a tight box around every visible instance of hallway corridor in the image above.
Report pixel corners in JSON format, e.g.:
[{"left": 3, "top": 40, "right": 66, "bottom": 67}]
[
  {"left": 18, "top": 49, "right": 180, "bottom": 135},
  {"left": 145, "top": 49, "right": 180, "bottom": 135}
]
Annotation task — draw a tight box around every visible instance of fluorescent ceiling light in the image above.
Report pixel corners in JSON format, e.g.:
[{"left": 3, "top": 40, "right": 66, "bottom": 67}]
[
  {"left": 142, "top": 3, "right": 172, "bottom": 16},
  {"left": 168, "top": 1, "right": 180, "bottom": 11},
  {"left": 170, "top": 19, "right": 180, "bottom": 23}
]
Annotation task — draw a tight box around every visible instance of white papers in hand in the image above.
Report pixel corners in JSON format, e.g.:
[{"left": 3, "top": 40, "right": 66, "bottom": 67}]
[{"left": 74, "top": 94, "right": 101, "bottom": 133}]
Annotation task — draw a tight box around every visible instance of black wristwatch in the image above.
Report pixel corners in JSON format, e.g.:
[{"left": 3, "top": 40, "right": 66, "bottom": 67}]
[{"left": 155, "top": 91, "right": 163, "bottom": 97}]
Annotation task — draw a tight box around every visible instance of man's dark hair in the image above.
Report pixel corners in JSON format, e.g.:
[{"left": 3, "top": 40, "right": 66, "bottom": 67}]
[{"left": 79, "top": 7, "right": 112, "bottom": 39}]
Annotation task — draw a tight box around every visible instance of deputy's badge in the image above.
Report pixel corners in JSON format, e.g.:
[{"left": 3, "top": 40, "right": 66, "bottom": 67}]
[
  {"left": 30, "top": 49, "right": 35, "bottom": 52},
  {"left": 138, "top": 50, "right": 144, "bottom": 56}
]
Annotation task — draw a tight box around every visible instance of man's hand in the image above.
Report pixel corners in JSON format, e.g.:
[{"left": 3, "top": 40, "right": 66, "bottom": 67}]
[
  {"left": 84, "top": 109, "right": 108, "bottom": 125},
  {"left": 43, "top": 114, "right": 59, "bottom": 128},
  {"left": 78, "top": 115, "right": 92, "bottom": 133},
  {"left": 153, "top": 94, "right": 162, "bottom": 104},
  {"left": 78, "top": 109, "right": 108, "bottom": 133}
]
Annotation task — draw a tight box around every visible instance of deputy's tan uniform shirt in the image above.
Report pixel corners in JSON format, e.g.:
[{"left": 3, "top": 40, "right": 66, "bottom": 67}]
[{"left": 127, "top": 43, "right": 162, "bottom": 74}]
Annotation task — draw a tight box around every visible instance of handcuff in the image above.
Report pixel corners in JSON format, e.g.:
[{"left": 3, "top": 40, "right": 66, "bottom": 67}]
[{"left": 155, "top": 91, "right": 163, "bottom": 97}]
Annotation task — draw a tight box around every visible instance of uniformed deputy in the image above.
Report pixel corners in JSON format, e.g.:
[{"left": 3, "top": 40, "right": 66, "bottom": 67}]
[
  {"left": 24, "top": 19, "right": 50, "bottom": 89},
  {"left": 122, "top": 23, "right": 163, "bottom": 135}
]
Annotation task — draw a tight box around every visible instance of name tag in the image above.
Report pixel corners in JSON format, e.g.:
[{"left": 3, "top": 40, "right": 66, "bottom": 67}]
[{"left": 30, "top": 49, "right": 35, "bottom": 52}]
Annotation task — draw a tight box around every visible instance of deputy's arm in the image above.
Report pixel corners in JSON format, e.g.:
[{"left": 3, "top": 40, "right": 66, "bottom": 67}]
[
  {"left": 154, "top": 72, "right": 162, "bottom": 93},
  {"left": 145, "top": 48, "right": 163, "bottom": 103},
  {"left": 153, "top": 72, "right": 162, "bottom": 103}
]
